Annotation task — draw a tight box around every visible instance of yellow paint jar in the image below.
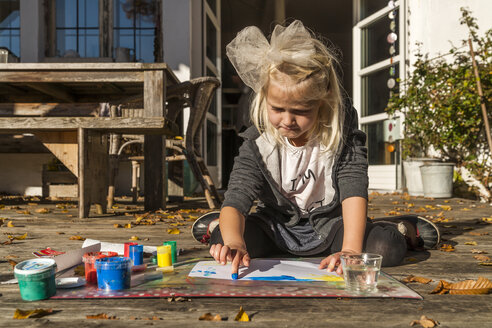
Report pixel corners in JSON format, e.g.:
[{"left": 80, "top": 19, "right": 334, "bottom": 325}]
[{"left": 157, "top": 245, "right": 172, "bottom": 268}]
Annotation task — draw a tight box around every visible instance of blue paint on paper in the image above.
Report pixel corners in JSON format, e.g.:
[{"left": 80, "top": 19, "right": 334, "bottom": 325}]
[
  {"left": 247, "top": 275, "right": 311, "bottom": 281},
  {"left": 231, "top": 273, "right": 238, "bottom": 280}
]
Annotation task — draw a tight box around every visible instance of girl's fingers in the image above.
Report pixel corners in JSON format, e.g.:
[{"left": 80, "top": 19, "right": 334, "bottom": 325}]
[
  {"left": 242, "top": 252, "right": 251, "bottom": 267},
  {"left": 212, "top": 244, "right": 223, "bottom": 262},
  {"left": 219, "top": 245, "right": 230, "bottom": 265}
]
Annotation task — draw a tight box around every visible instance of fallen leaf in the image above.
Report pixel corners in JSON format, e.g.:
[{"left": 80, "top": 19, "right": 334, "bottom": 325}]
[
  {"left": 431, "top": 277, "right": 492, "bottom": 295},
  {"left": 234, "top": 306, "right": 250, "bottom": 322},
  {"left": 1, "top": 239, "right": 13, "bottom": 245},
  {"left": 8, "top": 259, "right": 18, "bottom": 268},
  {"left": 69, "top": 235, "right": 86, "bottom": 241},
  {"left": 471, "top": 249, "right": 488, "bottom": 254},
  {"left": 440, "top": 244, "right": 455, "bottom": 252},
  {"left": 35, "top": 208, "right": 50, "bottom": 214},
  {"left": 7, "top": 221, "right": 15, "bottom": 227},
  {"left": 16, "top": 210, "right": 31, "bottom": 215},
  {"left": 167, "top": 228, "right": 181, "bottom": 234},
  {"left": 125, "top": 223, "right": 132, "bottom": 229},
  {"left": 56, "top": 232, "right": 65, "bottom": 235},
  {"left": 199, "top": 313, "right": 222, "bottom": 321},
  {"left": 8, "top": 233, "right": 28, "bottom": 240},
  {"left": 410, "top": 315, "right": 439, "bottom": 328},
  {"left": 86, "top": 313, "right": 117, "bottom": 320},
  {"left": 464, "top": 241, "right": 478, "bottom": 246},
  {"left": 479, "top": 262, "right": 492, "bottom": 266},
  {"left": 402, "top": 275, "right": 432, "bottom": 284},
  {"left": 438, "top": 205, "right": 452, "bottom": 211},
  {"left": 467, "top": 231, "right": 489, "bottom": 236},
  {"left": 129, "top": 236, "right": 139, "bottom": 241},
  {"left": 461, "top": 208, "right": 471, "bottom": 211},
  {"left": 13, "top": 308, "right": 53, "bottom": 319},
  {"left": 113, "top": 224, "right": 122, "bottom": 228},
  {"left": 74, "top": 265, "right": 85, "bottom": 276},
  {"left": 473, "top": 255, "right": 490, "bottom": 262}
]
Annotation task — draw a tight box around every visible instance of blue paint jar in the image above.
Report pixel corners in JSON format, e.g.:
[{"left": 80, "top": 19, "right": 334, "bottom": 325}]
[
  {"left": 95, "top": 257, "right": 131, "bottom": 291},
  {"left": 129, "top": 244, "right": 143, "bottom": 265},
  {"left": 14, "top": 258, "right": 57, "bottom": 301}
]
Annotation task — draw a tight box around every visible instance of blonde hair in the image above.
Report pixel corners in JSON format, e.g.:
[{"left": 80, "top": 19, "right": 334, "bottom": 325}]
[{"left": 250, "top": 38, "right": 345, "bottom": 152}]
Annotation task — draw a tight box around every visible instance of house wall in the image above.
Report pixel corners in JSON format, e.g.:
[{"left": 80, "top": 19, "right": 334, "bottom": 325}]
[{"left": 408, "top": 0, "right": 492, "bottom": 66}]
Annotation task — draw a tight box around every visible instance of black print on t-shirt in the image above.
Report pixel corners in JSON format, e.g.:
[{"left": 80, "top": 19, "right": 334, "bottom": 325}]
[
  {"left": 306, "top": 198, "right": 325, "bottom": 213},
  {"left": 290, "top": 169, "right": 316, "bottom": 191}
]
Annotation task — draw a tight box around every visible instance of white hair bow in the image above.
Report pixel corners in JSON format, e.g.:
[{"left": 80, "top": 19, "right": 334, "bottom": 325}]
[{"left": 226, "top": 20, "right": 316, "bottom": 93}]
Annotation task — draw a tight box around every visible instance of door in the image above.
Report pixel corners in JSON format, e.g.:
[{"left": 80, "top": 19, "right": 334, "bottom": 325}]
[
  {"left": 203, "top": 0, "right": 221, "bottom": 187},
  {"left": 353, "top": 0, "right": 405, "bottom": 190}
]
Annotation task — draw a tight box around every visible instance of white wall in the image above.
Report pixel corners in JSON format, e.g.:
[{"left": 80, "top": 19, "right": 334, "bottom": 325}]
[
  {"left": 0, "top": 154, "right": 53, "bottom": 196},
  {"left": 407, "top": 0, "right": 492, "bottom": 65}
]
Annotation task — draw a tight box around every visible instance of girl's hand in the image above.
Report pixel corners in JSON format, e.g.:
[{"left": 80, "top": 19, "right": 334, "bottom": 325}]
[
  {"left": 209, "top": 243, "right": 251, "bottom": 276},
  {"left": 319, "top": 250, "right": 358, "bottom": 275}
]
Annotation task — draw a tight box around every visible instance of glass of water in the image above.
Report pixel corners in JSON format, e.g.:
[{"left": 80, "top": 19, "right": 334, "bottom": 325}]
[{"left": 341, "top": 253, "right": 383, "bottom": 293}]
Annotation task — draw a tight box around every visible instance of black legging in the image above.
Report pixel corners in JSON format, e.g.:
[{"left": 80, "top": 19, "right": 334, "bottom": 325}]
[{"left": 210, "top": 216, "right": 407, "bottom": 267}]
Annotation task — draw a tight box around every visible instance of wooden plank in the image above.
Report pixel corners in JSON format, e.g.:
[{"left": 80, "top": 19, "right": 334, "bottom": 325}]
[
  {"left": 0, "top": 71, "right": 144, "bottom": 83},
  {"left": 143, "top": 70, "right": 167, "bottom": 211},
  {"left": 0, "top": 117, "right": 178, "bottom": 135},
  {"left": 78, "top": 128, "right": 89, "bottom": 218},
  {"left": 0, "top": 103, "right": 99, "bottom": 117},
  {"left": 0, "top": 62, "right": 170, "bottom": 70},
  {"left": 35, "top": 131, "right": 79, "bottom": 177},
  {"left": 24, "top": 83, "right": 76, "bottom": 102}
]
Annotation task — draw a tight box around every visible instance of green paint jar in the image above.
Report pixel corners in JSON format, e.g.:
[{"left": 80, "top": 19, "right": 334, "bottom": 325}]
[
  {"left": 14, "top": 258, "right": 57, "bottom": 301},
  {"left": 163, "top": 241, "right": 177, "bottom": 264}
]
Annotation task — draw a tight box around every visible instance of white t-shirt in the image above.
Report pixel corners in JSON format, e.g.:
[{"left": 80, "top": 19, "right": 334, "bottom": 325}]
[{"left": 280, "top": 138, "right": 328, "bottom": 214}]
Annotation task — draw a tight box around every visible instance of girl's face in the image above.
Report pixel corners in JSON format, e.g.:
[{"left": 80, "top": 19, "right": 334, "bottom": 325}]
[{"left": 266, "top": 79, "right": 321, "bottom": 147}]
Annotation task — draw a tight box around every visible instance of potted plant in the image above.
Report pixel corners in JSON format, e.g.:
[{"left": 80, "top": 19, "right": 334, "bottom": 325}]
[{"left": 387, "top": 8, "right": 491, "bottom": 200}]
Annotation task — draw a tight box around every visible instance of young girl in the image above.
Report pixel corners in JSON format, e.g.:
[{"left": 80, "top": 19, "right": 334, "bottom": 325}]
[{"left": 194, "top": 20, "right": 439, "bottom": 276}]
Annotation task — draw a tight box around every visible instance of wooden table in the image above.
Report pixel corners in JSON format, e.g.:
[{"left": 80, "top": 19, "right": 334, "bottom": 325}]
[{"left": 0, "top": 63, "right": 180, "bottom": 218}]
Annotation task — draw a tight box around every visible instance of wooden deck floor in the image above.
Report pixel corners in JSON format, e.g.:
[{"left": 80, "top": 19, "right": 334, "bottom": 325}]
[{"left": 0, "top": 193, "right": 491, "bottom": 327}]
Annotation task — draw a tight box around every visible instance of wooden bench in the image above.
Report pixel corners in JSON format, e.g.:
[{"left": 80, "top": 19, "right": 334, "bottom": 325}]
[{"left": 0, "top": 63, "right": 180, "bottom": 218}]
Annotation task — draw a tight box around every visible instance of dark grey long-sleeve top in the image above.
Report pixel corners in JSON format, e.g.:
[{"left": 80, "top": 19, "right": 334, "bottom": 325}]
[{"left": 222, "top": 101, "right": 368, "bottom": 255}]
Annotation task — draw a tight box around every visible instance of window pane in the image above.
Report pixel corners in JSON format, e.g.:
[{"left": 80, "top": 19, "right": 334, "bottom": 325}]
[
  {"left": 361, "top": 10, "right": 398, "bottom": 68},
  {"left": 0, "top": 0, "right": 20, "bottom": 28},
  {"left": 78, "top": 29, "right": 99, "bottom": 57},
  {"left": 56, "top": 29, "right": 77, "bottom": 56},
  {"left": 361, "top": 65, "right": 399, "bottom": 117},
  {"left": 78, "top": 0, "right": 99, "bottom": 28},
  {"left": 0, "top": 30, "right": 19, "bottom": 57},
  {"left": 56, "top": 0, "right": 77, "bottom": 28},
  {"left": 362, "top": 121, "right": 396, "bottom": 165},
  {"left": 114, "top": 0, "right": 133, "bottom": 28},
  {"left": 135, "top": 29, "right": 154, "bottom": 63},
  {"left": 206, "top": 16, "right": 217, "bottom": 65},
  {"left": 359, "top": 0, "right": 388, "bottom": 20},
  {"left": 206, "top": 120, "right": 218, "bottom": 166}
]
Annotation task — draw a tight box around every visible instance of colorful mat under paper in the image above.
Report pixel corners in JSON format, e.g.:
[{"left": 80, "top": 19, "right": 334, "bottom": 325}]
[{"left": 51, "top": 259, "right": 422, "bottom": 300}]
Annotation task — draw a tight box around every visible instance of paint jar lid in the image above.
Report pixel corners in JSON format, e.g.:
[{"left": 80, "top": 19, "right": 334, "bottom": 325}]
[
  {"left": 83, "top": 251, "right": 118, "bottom": 263},
  {"left": 129, "top": 245, "right": 143, "bottom": 253},
  {"left": 157, "top": 245, "right": 171, "bottom": 254},
  {"left": 14, "top": 258, "right": 57, "bottom": 275},
  {"left": 95, "top": 256, "right": 132, "bottom": 270}
]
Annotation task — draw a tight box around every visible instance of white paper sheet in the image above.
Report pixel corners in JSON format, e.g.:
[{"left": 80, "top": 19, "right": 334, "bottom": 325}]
[
  {"left": 188, "top": 259, "right": 343, "bottom": 282},
  {"left": 82, "top": 238, "right": 158, "bottom": 255}
]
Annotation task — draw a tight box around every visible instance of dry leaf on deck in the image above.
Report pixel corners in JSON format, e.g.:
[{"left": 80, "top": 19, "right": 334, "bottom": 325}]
[
  {"left": 234, "top": 306, "right": 250, "bottom": 322},
  {"left": 13, "top": 308, "right": 53, "bottom": 319},
  {"left": 8, "top": 259, "right": 18, "bottom": 268},
  {"left": 16, "top": 210, "right": 31, "bottom": 215},
  {"left": 35, "top": 208, "right": 50, "bottom": 214},
  {"left": 125, "top": 223, "right": 132, "bottom": 229},
  {"left": 402, "top": 275, "right": 432, "bottom": 284},
  {"left": 410, "top": 315, "right": 439, "bottom": 328},
  {"left": 1, "top": 239, "right": 13, "bottom": 245},
  {"left": 167, "top": 228, "right": 181, "bottom": 234},
  {"left": 113, "top": 224, "right": 122, "bottom": 228},
  {"left": 129, "top": 236, "right": 139, "bottom": 241},
  {"left": 479, "top": 262, "right": 492, "bottom": 266},
  {"left": 199, "top": 313, "right": 222, "bottom": 321},
  {"left": 471, "top": 249, "right": 487, "bottom": 254},
  {"left": 473, "top": 255, "right": 490, "bottom": 262},
  {"left": 86, "top": 313, "right": 117, "bottom": 320},
  {"left": 7, "top": 221, "right": 15, "bottom": 227},
  {"left": 69, "top": 235, "right": 86, "bottom": 241},
  {"left": 467, "top": 231, "right": 488, "bottom": 236},
  {"left": 431, "top": 277, "right": 492, "bottom": 295},
  {"left": 8, "top": 233, "right": 28, "bottom": 240},
  {"left": 440, "top": 244, "right": 455, "bottom": 252},
  {"left": 464, "top": 241, "right": 478, "bottom": 246},
  {"left": 438, "top": 205, "right": 452, "bottom": 211}
]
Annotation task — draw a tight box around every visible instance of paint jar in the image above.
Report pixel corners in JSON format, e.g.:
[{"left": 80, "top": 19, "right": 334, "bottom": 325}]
[
  {"left": 124, "top": 242, "right": 138, "bottom": 257},
  {"left": 157, "top": 245, "right": 173, "bottom": 268},
  {"left": 95, "top": 257, "right": 131, "bottom": 291},
  {"left": 163, "top": 241, "right": 177, "bottom": 263},
  {"left": 129, "top": 244, "right": 143, "bottom": 265},
  {"left": 83, "top": 251, "right": 118, "bottom": 284},
  {"left": 14, "top": 258, "right": 57, "bottom": 301}
]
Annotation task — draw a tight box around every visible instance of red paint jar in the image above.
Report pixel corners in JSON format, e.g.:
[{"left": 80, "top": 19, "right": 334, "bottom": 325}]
[{"left": 82, "top": 251, "right": 118, "bottom": 284}]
